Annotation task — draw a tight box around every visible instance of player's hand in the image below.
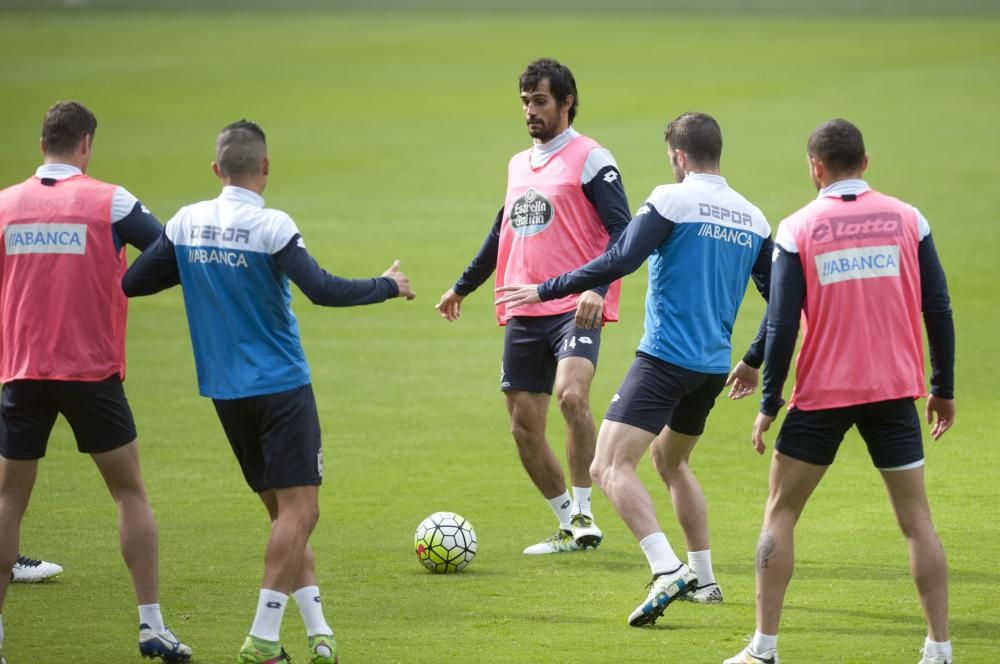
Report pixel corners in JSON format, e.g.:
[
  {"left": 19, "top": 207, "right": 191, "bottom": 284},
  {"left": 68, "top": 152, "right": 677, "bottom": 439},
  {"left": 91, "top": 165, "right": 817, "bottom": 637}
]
[
  {"left": 383, "top": 260, "right": 415, "bottom": 300},
  {"left": 494, "top": 284, "right": 541, "bottom": 309},
  {"left": 435, "top": 288, "right": 464, "bottom": 321},
  {"left": 725, "top": 361, "right": 759, "bottom": 400},
  {"left": 925, "top": 395, "right": 955, "bottom": 441},
  {"left": 751, "top": 412, "right": 775, "bottom": 455},
  {"left": 574, "top": 290, "right": 604, "bottom": 330}
]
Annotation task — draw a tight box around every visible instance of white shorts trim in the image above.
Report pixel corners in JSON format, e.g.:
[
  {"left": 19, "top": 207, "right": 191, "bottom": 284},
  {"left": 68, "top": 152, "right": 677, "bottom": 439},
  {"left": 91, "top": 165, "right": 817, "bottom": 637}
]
[{"left": 878, "top": 458, "right": 925, "bottom": 472}]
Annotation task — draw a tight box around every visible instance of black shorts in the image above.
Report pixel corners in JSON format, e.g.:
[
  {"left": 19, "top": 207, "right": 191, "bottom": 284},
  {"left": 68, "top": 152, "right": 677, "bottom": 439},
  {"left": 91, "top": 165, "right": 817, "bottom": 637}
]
[
  {"left": 212, "top": 383, "right": 323, "bottom": 493},
  {"left": 501, "top": 312, "right": 602, "bottom": 394},
  {"left": 0, "top": 376, "right": 137, "bottom": 460},
  {"left": 776, "top": 397, "right": 924, "bottom": 469},
  {"left": 604, "top": 352, "right": 727, "bottom": 436}
]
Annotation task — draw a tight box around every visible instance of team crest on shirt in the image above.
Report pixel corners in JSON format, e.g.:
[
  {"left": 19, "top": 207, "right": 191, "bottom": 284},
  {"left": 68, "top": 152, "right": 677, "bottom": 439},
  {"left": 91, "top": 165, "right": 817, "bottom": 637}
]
[{"left": 509, "top": 188, "right": 554, "bottom": 237}]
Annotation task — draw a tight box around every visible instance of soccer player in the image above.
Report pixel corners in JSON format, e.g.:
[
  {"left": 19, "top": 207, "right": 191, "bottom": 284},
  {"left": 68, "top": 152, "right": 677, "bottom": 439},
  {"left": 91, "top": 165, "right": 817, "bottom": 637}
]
[
  {"left": 723, "top": 119, "right": 955, "bottom": 664},
  {"left": 496, "top": 112, "right": 772, "bottom": 624},
  {"left": 0, "top": 101, "right": 192, "bottom": 662},
  {"left": 123, "top": 119, "right": 414, "bottom": 664},
  {"left": 10, "top": 554, "right": 62, "bottom": 583},
  {"left": 435, "top": 58, "right": 631, "bottom": 555}
]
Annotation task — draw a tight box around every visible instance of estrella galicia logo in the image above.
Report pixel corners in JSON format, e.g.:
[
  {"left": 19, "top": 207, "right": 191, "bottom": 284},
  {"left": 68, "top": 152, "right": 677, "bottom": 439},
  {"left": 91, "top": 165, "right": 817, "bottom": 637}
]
[{"left": 509, "top": 188, "right": 554, "bottom": 236}]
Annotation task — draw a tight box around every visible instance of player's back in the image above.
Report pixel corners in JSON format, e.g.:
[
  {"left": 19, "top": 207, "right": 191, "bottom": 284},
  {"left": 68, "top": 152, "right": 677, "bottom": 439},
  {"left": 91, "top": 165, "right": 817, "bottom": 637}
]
[
  {"left": 165, "top": 186, "right": 309, "bottom": 399},
  {"left": 638, "top": 174, "right": 770, "bottom": 374},
  {"left": 779, "top": 188, "right": 926, "bottom": 410},
  {"left": 0, "top": 174, "right": 127, "bottom": 382}
]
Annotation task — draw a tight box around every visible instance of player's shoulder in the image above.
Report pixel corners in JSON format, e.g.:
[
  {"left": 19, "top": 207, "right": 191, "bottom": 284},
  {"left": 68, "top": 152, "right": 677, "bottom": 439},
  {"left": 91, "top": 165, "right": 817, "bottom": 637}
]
[
  {"left": 643, "top": 183, "right": 687, "bottom": 219},
  {"left": 724, "top": 187, "right": 771, "bottom": 237}
]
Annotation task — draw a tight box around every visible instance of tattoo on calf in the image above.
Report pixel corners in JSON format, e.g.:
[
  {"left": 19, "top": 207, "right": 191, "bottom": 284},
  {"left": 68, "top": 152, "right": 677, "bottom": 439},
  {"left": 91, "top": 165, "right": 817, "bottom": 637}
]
[{"left": 757, "top": 531, "right": 776, "bottom": 570}]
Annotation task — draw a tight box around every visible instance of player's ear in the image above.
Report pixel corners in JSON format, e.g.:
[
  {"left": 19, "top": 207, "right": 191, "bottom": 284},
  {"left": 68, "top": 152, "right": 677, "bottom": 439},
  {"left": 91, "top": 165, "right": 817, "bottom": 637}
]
[
  {"left": 860, "top": 153, "right": 869, "bottom": 174},
  {"left": 261, "top": 156, "right": 270, "bottom": 177},
  {"left": 562, "top": 94, "right": 575, "bottom": 113},
  {"left": 211, "top": 161, "right": 223, "bottom": 180}
]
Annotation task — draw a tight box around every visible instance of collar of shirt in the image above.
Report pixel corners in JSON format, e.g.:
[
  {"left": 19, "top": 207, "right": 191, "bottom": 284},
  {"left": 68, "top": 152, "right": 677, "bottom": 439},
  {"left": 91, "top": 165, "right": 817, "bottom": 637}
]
[
  {"left": 220, "top": 185, "right": 265, "bottom": 208},
  {"left": 35, "top": 163, "right": 83, "bottom": 180},
  {"left": 684, "top": 172, "right": 727, "bottom": 186},
  {"left": 817, "top": 178, "right": 870, "bottom": 199},
  {"left": 529, "top": 126, "right": 580, "bottom": 169}
]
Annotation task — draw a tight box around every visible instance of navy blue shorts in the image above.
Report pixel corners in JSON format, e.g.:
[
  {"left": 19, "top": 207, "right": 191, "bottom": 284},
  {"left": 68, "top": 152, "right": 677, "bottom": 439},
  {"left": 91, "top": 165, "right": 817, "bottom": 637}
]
[
  {"left": 0, "top": 376, "right": 137, "bottom": 460},
  {"left": 212, "top": 383, "right": 323, "bottom": 493},
  {"left": 776, "top": 397, "right": 924, "bottom": 469},
  {"left": 604, "top": 352, "right": 727, "bottom": 436},
  {"left": 501, "top": 312, "right": 602, "bottom": 394}
]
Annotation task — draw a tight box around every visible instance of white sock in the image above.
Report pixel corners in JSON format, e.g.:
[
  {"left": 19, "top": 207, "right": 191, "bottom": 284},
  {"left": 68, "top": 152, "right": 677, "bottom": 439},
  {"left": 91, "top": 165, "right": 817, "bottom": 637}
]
[
  {"left": 688, "top": 549, "right": 716, "bottom": 586},
  {"left": 0, "top": 613, "right": 4, "bottom": 647},
  {"left": 924, "top": 637, "right": 952, "bottom": 660},
  {"left": 750, "top": 631, "right": 778, "bottom": 654},
  {"left": 572, "top": 486, "right": 592, "bottom": 516},
  {"left": 546, "top": 491, "right": 573, "bottom": 530},
  {"left": 638, "top": 532, "right": 682, "bottom": 576},
  {"left": 250, "top": 588, "right": 288, "bottom": 642},
  {"left": 293, "top": 585, "right": 333, "bottom": 637},
  {"left": 138, "top": 603, "right": 165, "bottom": 632}
]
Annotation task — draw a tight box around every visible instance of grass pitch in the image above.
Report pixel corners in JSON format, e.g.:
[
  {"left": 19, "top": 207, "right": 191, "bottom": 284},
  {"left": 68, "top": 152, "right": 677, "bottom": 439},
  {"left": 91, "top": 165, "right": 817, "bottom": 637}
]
[{"left": 0, "top": 5, "right": 998, "bottom": 663}]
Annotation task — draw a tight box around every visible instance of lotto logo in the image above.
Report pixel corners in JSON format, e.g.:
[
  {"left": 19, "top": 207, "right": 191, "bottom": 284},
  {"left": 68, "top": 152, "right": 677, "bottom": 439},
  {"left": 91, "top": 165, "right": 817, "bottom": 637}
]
[{"left": 602, "top": 170, "right": 619, "bottom": 183}]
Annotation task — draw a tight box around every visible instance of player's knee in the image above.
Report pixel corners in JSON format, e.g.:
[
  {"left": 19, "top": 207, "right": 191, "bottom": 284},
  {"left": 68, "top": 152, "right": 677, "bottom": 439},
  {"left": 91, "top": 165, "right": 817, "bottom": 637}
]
[
  {"left": 510, "top": 419, "right": 541, "bottom": 447},
  {"left": 556, "top": 388, "right": 589, "bottom": 419},
  {"left": 590, "top": 458, "right": 608, "bottom": 490}
]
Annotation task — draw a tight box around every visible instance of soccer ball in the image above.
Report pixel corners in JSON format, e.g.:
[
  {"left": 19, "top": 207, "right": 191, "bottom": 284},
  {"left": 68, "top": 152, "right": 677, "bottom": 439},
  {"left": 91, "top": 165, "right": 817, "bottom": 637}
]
[{"left": 414, "top": 511, "right": 477, "bottom": 573}]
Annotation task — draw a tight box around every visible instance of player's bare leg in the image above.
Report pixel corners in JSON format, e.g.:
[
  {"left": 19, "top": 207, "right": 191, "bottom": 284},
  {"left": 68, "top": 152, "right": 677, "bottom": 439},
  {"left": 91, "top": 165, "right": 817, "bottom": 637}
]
[
  {"left": 0, "top": 457, "right": 38, "bottom": 612},
  {"left": 259, "top": 491, "right": 319, "bottom": 588},
  {"left": 755, "top": 452, "right": 827, "bottom": 636},
  {"left": 91, "top": 441, "right": 159, "bottom": 604},
  {"left": 590, "top": 420, "right": 659, "bottom": 539},
  {"left": 506, "top": 391, "right": 565, "bottom": 498},
  {"left": 93, "top": 442, "right": 191, "bottom": 661},
  {"left": 591, "top": 420, "right": 697, "bottom": 625},
  {"left": 650, "top": 428, "right": 706, "bottom": 550},
  {"left": 258, "top": 490, "right": 335, "bottom": 663},
  {"left": 555, "top": 357, "right": 603, "bottom": 548},
  {"left": 262, "top": 485, "right": 320, "bottom": 593},
  {"left": 650, "top": 427, "right": 721, "bottom": 603},
  {"left": 880, "top": 466, "right": 949, "bottom": 643},
  {"left": 554, "top": 357, "right": 596, "bottom": 489}
]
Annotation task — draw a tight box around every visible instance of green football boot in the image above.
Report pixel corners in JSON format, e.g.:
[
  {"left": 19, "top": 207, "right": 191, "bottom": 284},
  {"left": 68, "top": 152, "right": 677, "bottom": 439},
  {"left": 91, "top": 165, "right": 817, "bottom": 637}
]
[
  {"left": 238, "top": 635, "right": 291, "bottom": 663},
  {"left": 308, "top": 633, "right": 338, "bottom": 664}
]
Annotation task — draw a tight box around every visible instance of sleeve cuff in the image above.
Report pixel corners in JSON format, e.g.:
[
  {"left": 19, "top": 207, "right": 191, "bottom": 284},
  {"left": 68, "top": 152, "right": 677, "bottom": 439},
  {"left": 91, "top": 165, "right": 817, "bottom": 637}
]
[
  {"left": 742, "top": 350, "right": 763, "bottom": 369},
  {"left": 384, "top": 277, "right": 400, "bottom": 298}
]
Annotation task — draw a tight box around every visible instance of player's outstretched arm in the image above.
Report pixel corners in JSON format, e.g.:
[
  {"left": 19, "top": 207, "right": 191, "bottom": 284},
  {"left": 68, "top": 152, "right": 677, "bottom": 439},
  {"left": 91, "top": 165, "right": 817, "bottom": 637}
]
[
  {"left": 122, "top": 230, "right": 181, "bottom": 297},
  {"left": 274, "top": 235, "right": 408, "bottom": 307}
]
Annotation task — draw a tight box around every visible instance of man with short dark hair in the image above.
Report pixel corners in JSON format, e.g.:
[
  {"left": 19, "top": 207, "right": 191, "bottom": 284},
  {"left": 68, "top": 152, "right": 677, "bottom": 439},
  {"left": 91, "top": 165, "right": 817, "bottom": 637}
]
[
  {"left": 497, "top": 111, "right": 772, "bottom": 625},
  {"left": 724, "top": 119, "right": 955, "bottom": 664},
  {"left": 435, "top": 58, "right": 631, "bottom": 555},
  {"left": 0, "top": 101, "right": 192, "bottom": 662},
  {"left": 124, "top": 119, "right": 415, "bottom": 664}
]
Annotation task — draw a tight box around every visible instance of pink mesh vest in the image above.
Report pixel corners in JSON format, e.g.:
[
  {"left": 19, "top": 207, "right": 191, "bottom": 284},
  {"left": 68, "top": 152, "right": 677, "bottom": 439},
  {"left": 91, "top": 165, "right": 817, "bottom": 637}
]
[
  {"left": 495, "top": 135, "right": 621, "bottom": 325},
  {"left": 0, "top": 174, "right": 127, "bottom": 381},
  {"left": 784, "top": 190, "right": 926, "bottom": 410}
]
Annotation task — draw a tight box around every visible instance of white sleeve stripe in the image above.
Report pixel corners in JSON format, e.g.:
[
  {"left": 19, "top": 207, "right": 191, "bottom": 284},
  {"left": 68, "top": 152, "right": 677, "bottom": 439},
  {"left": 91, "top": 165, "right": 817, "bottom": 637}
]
[
  {"left": 775, "top": 223, "right": 798, "bottom": 253},
  {"left": 111, "top": 186, "right": 140, "bottom": 223},
  {"left": 914, "top": 207, "right": 931, "bottom": 240},
  {"left": 581, "top": 147, "right": 619, "bottom": 185}
]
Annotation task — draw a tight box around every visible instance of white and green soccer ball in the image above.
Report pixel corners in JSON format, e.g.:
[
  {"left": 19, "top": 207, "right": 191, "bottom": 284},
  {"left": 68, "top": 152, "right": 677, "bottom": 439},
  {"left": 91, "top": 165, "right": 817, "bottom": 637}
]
[{"left": 414, "top": 511, "right": 477, "bottom": 573}]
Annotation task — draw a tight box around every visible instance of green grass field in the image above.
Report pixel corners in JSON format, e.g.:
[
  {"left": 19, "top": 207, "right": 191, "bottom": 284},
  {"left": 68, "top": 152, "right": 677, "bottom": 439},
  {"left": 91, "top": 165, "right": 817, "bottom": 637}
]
[{"left": 1, "top": 4, "right": 999, "bottom": 663}]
